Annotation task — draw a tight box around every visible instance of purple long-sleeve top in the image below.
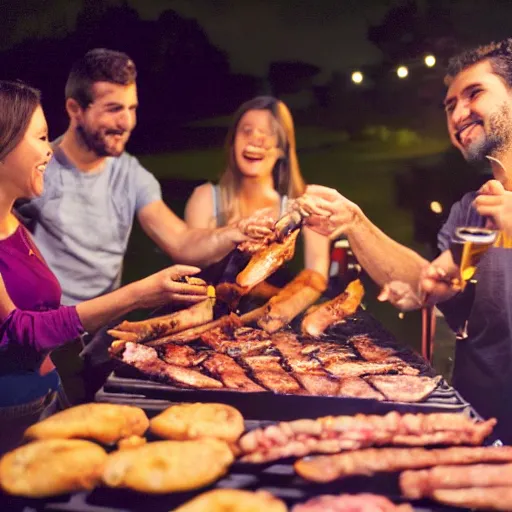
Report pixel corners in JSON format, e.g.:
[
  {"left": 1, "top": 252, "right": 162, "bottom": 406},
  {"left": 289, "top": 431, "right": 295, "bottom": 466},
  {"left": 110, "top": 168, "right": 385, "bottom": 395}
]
[{"left": 0, "top": 226, "right": 84, "bottom": 405}]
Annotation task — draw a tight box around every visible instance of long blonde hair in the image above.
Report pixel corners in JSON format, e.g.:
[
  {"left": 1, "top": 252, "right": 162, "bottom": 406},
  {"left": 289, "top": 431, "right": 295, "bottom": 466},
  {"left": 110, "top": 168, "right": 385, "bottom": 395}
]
[{"left": 217, "top": 96, "right": 306, "bottom": 224}]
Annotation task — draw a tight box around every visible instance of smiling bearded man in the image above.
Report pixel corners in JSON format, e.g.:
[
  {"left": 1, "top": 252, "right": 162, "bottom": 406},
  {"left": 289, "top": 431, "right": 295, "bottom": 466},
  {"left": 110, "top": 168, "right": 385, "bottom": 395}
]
[
  {"left": 283, "top": 39, "right": 512, "bottom": 444},
  {"left": 14, "top": 48, "right": 274, "bottom": 403}
]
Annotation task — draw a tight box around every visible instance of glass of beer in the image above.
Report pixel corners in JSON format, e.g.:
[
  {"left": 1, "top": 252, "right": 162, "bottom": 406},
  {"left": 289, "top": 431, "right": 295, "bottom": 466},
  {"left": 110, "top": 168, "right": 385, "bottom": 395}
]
[{"left": 450, "top": 227, "right": 497, "bottom": 290}]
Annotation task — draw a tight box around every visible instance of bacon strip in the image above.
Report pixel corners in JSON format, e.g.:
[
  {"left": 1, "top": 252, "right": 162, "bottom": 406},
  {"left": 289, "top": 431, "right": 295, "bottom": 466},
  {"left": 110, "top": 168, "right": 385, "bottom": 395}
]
[
  {"left": 238, "top": 412, "right": 496, "bottom": 463},
  {"left": 292, "top": 494, "right": 413, "bottom": 512},
  {"left": 295, "top": 446, "right": 512, "bottom": 483},
  {"left": 301, "top": 279, "right": 364, "bottom": 337},
  {"left": 400, "top": 463, "right": 512, "bottom": 500},
  {"left": 108, "top": 299, "right": 214, "bottom": 343},
  {"left": 431, "top": 487, "right": 512, "bottom": 511}
]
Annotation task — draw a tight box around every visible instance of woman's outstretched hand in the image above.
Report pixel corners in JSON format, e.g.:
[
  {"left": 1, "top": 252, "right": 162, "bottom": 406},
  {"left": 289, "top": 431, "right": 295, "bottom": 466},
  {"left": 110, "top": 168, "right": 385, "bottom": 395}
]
[{"left": 134, "top": 265, "right": 209, "bottom": 308}]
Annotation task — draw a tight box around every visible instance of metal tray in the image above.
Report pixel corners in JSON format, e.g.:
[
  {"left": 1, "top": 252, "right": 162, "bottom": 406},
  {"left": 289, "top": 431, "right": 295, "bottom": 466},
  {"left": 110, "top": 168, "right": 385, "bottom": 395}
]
[
  {"left": 0, "top": 416, "right": 473, "bottom": 512},
  {"left": 100, "top": 372, "right": 476, "bottom": 421}
]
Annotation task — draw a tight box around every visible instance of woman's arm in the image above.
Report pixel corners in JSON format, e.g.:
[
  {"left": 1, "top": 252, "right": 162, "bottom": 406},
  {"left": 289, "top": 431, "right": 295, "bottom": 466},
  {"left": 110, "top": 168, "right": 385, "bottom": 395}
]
[
  {"left": 0, "top": 265, "right": 207, "bottom": 352},
  {"left": 184, "top": 183, "right": 216, "bottom": 228}
]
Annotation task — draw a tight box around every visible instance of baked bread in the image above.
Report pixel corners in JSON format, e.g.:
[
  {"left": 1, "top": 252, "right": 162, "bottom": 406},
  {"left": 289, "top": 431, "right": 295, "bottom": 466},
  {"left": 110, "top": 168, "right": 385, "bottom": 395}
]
[
  {"left": 172, "top": 489, "right": 288, "bottom": 512},
  {"left": 103, "top": 438, "right": 234, "bottom": 493},
  {"left": 150, "top": 402, "right": 244, "bottom": 443},
  {"left": 24, "top": 403, "right": 149, "bottom": 444},
  {"left": 0, "top": 439, "right": 107, "bottom": 497}
]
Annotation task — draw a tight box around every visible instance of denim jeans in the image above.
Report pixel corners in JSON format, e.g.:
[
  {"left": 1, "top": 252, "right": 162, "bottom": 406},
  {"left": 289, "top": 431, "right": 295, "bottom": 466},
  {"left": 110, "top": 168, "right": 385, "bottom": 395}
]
[{"left": 0, "top": 389, "right": 60, "bottom": 455}]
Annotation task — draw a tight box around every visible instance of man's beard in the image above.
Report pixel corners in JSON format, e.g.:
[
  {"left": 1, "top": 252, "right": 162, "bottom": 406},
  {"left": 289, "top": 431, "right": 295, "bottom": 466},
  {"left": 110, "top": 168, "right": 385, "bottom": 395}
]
[
  {"left": 464, "top": 104, "right": 512, "bottom": 164},
  {"left": 76, "top": 123, "right": 127, "bottom": 157}
]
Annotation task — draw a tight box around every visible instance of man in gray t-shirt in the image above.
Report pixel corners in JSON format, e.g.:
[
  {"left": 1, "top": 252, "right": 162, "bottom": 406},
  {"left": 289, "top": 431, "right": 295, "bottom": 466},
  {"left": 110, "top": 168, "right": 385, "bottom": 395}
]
[
  {"left": 17, "top": 48, "right": 271, "bottom": 306},
  {"left": 19, "top": 143, "right": 162, "bottom": 305},
  {"left": 16, "top": 49, "right": 273, "bottom": 401}
]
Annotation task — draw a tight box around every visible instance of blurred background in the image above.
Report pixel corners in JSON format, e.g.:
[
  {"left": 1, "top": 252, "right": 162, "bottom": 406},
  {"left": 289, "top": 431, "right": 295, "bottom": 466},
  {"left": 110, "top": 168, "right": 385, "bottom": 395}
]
[{"left": 2, "top": 0, "right": 509, "bottom": 378}]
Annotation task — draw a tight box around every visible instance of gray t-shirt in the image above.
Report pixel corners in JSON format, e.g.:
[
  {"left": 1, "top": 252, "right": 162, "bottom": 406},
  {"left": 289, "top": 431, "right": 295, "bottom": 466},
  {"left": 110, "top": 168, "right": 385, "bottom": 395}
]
[{"left": 17, "top": 142, "right": 161, "bottom": 305}]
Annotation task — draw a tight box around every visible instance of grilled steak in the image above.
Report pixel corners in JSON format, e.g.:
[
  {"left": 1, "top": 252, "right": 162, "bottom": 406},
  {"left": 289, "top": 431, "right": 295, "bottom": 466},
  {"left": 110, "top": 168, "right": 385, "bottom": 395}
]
[
  {"left": 270, "top": 331, "right": 339, "bottom": 396},
  {"left": 349, "top": 334, "right": 398, "bottom": 362},
  {"left": 202, "top": 353, "right": 265, "bottom": 392},
  {"left": 337, "top": 377, "right": 385, "bottom": 400},
  {"left": 119, "top": 342, "right": 223, "bottom": 389},
  {"left": 242, "top": 355, "right": 304, "bottom": 395},
  {"left": 365, "top": 375, "right": 442, "bottom": 402},
  {"left": 159, "top": 344, "right": 207, "bottom": 367}
]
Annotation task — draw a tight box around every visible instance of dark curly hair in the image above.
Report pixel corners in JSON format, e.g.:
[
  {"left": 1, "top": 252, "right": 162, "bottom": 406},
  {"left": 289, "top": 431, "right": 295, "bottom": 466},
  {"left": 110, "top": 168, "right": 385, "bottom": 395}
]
[
  {"left": 445, "top": 39, "right": 512, "bottom": 87},
  {"left": 65, "top": 48, "right": 137, "bottom": 108}
]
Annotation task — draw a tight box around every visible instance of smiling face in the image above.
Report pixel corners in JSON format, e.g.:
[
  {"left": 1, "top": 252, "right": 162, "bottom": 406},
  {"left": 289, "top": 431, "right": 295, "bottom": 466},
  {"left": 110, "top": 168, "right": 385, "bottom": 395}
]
[
  {"left": 1, "top": 105, "right": 52, "bottom": 198},
  {"left": 73, "top": 81, "right": 138, "bottom": 157},
  {"left": 233, "top": 109, "right": 282, "bottom": 179},
  {"left": 445, "top": 60, "right": 512, "bottom": 163}
]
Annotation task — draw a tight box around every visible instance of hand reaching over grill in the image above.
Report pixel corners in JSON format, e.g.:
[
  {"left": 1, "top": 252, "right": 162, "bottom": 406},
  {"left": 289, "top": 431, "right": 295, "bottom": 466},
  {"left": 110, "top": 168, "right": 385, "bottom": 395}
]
[
  {"left": 293, "top": 185, "right": 363, "bottom": 239},
  {"left": 235, "top": 208, "right": 276, "bottom": 242},
  {"left": 133, "top": 265, "right": 209, "bottom": 308}
]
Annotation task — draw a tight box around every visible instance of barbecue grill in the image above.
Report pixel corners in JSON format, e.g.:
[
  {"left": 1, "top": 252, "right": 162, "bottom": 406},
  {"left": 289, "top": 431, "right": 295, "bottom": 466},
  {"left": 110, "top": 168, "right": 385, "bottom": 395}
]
[{"left": 0, "top": 310, "right": 491, "bottom": 512}]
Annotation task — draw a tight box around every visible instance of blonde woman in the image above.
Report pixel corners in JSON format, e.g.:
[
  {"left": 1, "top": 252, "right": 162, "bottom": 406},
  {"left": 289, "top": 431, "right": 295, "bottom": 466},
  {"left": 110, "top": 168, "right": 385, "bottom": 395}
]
[{"left": 185, "top": 96, "right": 330, "bottom": 286}]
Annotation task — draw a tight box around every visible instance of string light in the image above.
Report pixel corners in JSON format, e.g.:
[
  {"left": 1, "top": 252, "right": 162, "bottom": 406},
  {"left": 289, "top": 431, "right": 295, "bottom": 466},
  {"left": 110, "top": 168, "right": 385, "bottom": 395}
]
[
  {"left": 424, "top": 54, "right": 436, "bottom": 67},
  {"left": 397, "top": 66, "right": 409, "bottom": 78},
  {"left": 351, "top": 71, "right": 364, "bottom": 84}
]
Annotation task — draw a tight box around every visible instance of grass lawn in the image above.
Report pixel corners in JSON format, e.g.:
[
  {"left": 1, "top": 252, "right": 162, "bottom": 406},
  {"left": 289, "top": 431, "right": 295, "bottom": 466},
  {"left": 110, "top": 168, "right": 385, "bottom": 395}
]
[{"left": 125, "top": 130, "right": 453, "bottom": 370}]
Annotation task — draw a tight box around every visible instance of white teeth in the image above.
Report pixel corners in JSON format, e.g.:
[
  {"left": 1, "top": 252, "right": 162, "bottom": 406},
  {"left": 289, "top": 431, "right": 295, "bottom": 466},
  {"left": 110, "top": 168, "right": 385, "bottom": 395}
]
[{"left": 36, "top": 164, "right": 46, "bottom": 172}]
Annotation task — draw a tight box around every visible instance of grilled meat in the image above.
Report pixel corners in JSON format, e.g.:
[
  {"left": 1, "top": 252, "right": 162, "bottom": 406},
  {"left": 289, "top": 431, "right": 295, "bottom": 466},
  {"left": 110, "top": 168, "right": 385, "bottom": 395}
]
[
  {"left": 159, "top": 344, "right": 208, "bottom": 367},
  {"left": 147, "top": 313, "right": 243, "bottom": 346},
  {"left": 202, "top": 353, "right": 265, "bottom": 392},
  {"left": 108, "top": 299, "right": 214, "bottom": 344},
  {"left": 349, "top": 334, "right": 398, "bottom": 362},
  {"left": 242, "top": 355, "right": 304, "bottom": 394},
  {"left": 301, "top": 279, "right": 364, "bottom": 337},
  {"left": 118, "top": 342, "right": 223, "bottom": 389},
  {"left": 238, "top": 411, "right": 497, "bottom": 463},
  {"left": 258, "top": 269, "right": 327, "bottom": 333},
  {"left": 295, "top": 446, "right": 512, "bottom": 483},
  {"left": 270, "top": 331, "right": 339, "bottom": 396},
  {"left": 401, "top": 463, "right": 512, "bottom": 509},
  {"left": 337, "top": 377, "right": 385, "bottom": 400},
  {"left": 236, "top": 229, "right": 299, "bottom": 289},
  {"left": 292, "top": 494, "right": 413, "bottom": 512},
  {"left": 324, "top": 360, "right": 418, "bottom": 379},
  {"left": 365, "top": 375, "right": 442, "bottom": 403}
]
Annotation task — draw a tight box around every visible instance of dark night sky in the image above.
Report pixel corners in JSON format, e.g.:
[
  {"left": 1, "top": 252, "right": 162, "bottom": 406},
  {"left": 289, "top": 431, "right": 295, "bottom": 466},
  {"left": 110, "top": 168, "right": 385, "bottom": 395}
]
[{"left": 3, "top": 0, "right": 512, "bottom": 79}]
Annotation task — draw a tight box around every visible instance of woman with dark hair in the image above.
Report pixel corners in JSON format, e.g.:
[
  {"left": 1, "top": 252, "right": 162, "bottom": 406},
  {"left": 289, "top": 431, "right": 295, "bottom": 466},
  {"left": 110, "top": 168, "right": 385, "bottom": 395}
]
[
  {"left": 0, "top": 81, "right": 207, "bottom": 452},
  {"left": 185, "top": 97, "right": 330, "bottom": 287}
]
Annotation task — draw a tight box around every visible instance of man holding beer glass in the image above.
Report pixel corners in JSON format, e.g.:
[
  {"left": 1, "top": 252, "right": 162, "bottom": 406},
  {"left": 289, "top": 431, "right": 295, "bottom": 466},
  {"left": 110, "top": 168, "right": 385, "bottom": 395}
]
[{"left": 296, "top": 39, "right": 512, "bottom": 443}]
